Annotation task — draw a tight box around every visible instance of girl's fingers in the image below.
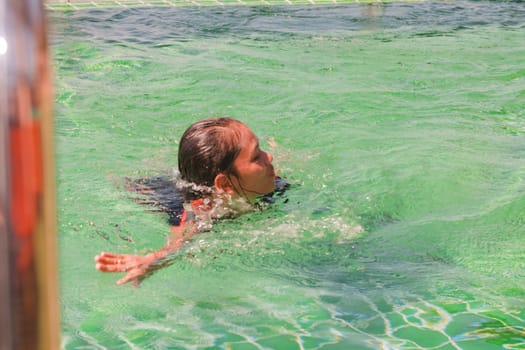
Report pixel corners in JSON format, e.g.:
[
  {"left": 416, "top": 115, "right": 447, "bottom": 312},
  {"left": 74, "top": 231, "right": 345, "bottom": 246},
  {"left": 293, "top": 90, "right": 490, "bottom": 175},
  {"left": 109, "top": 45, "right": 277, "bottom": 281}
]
[
  {"left": 95, "top": 257, "right": 133, "bottom": 273},
  {"left": 95, "top": 252, "right": 120, "bottom": 259},
  {"left": 116, "top": 269, "right": 143, "bottom": 286},
  {"left": 94, "top": 252, "right": 146, "bottom": 286},
  {"left": 95, "top": 253, "right": 135, "bottom": 265},
  {"left": 95, "top": 262, "right": 124, "bottom": 272},
  {"left": 95, "top": 255, "right": 122, "bottom": 264}
]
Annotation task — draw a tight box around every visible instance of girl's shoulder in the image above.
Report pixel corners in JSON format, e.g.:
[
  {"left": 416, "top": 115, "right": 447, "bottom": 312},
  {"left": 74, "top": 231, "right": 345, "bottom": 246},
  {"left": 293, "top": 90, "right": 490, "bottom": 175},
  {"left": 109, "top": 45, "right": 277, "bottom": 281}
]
[{"left": 125, "top": 175, "right": 186, "bottom": 226}]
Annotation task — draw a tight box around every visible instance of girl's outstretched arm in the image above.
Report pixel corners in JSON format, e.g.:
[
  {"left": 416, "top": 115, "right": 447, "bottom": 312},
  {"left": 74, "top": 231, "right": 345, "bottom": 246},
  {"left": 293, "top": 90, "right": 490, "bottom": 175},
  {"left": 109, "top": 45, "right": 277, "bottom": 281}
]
[{"left": 94, "top": 221, "right": 197, "bottom": 286}]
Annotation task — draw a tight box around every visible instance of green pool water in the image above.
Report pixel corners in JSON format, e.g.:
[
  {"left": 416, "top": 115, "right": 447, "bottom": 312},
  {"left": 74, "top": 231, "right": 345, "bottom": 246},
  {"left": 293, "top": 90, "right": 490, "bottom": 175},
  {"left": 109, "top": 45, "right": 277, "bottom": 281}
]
[{"left": 50, "top": 2, "right": 525, "bottom": 349}]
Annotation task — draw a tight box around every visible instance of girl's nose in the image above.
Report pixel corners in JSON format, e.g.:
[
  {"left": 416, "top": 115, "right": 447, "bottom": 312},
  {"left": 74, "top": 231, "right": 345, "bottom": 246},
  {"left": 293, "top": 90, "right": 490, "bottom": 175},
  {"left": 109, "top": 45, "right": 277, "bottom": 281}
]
[{"left": 265, "top": 151, "right": 273, "bottom": 163}]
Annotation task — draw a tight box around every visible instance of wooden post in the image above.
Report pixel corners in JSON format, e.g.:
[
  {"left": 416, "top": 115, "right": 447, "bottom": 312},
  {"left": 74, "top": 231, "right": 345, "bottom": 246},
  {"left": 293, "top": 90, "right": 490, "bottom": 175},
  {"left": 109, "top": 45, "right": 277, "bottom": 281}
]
[{"left": 0, "top": 0, "right": 60, "bottom": 349}]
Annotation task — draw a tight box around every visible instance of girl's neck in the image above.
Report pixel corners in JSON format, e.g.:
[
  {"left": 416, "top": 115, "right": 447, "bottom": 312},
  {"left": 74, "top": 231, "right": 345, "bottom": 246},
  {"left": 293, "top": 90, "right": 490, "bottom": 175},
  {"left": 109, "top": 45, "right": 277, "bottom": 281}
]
[{"left": 188, "top": 193, "right": 254, "bottom": 231}]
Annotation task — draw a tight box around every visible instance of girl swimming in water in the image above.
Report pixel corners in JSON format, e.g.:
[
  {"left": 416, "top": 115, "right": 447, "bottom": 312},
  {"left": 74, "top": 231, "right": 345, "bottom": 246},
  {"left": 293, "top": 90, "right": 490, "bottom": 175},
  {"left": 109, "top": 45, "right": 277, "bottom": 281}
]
[{"left": 95, "top": 117, "right": 286, "bottom": 286}]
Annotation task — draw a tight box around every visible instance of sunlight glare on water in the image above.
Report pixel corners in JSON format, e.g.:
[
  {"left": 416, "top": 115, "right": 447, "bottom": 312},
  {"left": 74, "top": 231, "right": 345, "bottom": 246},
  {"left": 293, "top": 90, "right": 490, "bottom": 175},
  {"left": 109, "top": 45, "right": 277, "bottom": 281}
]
[{"left": 50, "top": 2, "right": 525, "bottom": 349}]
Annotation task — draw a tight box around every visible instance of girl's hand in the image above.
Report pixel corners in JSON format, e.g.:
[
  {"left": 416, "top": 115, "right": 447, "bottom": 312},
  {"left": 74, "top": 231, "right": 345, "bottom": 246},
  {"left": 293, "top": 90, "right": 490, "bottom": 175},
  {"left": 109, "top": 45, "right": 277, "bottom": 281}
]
[
  {"left": 95, "top": 224, "right": 196, "bottom": 286},
  {"left": 95, "top": 251, "right": 156, "bottom": 286}
]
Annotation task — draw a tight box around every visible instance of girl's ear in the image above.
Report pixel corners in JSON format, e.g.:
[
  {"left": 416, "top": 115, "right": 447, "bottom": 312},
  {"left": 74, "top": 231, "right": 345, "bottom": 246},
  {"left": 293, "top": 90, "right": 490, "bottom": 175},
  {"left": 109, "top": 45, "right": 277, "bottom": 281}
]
[{"left": 214, "top": 173, "right": 235, "bottom": 194}]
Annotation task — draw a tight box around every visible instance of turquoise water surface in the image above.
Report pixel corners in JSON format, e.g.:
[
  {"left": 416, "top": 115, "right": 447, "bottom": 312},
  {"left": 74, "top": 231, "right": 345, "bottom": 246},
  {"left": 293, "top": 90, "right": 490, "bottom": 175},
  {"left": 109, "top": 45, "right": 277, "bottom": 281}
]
[{"left": 50, "top": 2, "right": 525, "bottom": 349}]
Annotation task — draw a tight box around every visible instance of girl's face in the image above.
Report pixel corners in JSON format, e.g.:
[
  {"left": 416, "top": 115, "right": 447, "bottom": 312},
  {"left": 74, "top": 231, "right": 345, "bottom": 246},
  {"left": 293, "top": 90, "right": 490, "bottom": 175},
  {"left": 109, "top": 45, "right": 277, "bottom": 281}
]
[{"left": 229, "top": 124, "right": 275, "bottom": 202}]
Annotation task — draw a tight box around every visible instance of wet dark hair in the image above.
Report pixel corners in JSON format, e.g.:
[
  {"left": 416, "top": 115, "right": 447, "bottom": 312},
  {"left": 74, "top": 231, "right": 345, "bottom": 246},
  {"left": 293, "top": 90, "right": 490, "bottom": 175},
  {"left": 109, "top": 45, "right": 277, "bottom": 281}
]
[
  {"left": 177, "top": 117, "right": 244, "bottom": 199},
  {"left": 125, "top": 117, "right": 285, "bottom": 221}
]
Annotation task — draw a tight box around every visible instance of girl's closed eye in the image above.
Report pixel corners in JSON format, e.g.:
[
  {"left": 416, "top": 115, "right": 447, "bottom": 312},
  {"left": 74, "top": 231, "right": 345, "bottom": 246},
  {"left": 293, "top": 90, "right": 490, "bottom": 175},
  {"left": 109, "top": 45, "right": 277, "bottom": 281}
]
[{"left": 251, "top": 147, "right": 262, "bottom": 162}]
